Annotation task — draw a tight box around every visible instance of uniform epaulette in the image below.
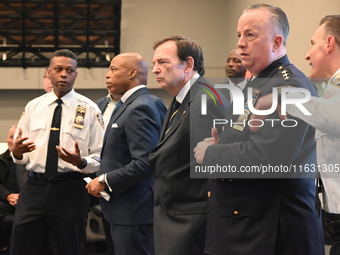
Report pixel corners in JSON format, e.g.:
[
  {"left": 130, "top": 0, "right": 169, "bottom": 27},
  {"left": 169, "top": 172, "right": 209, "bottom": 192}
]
[
  {"left": 330, "top": 70, "right": 340, "bottom": 87},
  {"left": 278, "top": 66, "right": 291, "bottom": 81}
]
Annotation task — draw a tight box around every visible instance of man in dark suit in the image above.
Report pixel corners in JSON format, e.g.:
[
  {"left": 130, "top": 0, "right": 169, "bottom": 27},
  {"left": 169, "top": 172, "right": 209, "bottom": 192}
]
[
  {"left": 194, "top": 4, "right": 324, "bottom": 255},
  {"left": 0, "top": 125, "right": 27, "bottom": 253},
  {"left": 149, "top": 35, "right": 228, "bottom": 255},
  {"left": 95, "top": 77, "right": 166, "bottom": 255},
  {"left": 96, "top": 90, "right": 166, "bottom": 129},
  {"left": 86, "top": 52, "right": 164, "bottom": 255}
]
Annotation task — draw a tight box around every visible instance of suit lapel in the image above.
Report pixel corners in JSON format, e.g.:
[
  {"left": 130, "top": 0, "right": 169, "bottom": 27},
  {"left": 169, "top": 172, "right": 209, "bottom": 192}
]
[
  {"left": 160, "top": 95, "right": 190, "bottom": 143},
  {"left": 102, "top": 87, "right": 148, "bottom": 148},
  {"left": 157, "top": 77, "right": 203, "bottom": 145},
  {"left": 98, "top": 98, "right": 108, "bottom": 113}
]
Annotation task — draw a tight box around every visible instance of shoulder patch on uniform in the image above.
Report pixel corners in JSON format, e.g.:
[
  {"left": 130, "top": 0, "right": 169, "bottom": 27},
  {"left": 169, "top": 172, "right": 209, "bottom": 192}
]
[
  {"left": 330, "top": 71, "right": 340, "bottom": 87},
  {"left": 97, "top": 113, "right": 104, "bottom": 129}
]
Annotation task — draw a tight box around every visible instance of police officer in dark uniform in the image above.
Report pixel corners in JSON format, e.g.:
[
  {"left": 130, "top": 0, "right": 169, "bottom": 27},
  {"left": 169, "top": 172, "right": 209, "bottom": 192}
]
[{"left": 194, "top": 4, "right": 324, "bottom": 255}]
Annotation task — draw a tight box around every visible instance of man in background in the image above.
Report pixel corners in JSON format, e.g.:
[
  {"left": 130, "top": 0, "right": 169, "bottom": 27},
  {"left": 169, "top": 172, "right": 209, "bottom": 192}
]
[
  {"left": 0, "top": 125, "right": 27, "bottom": 254},
  {"left": 43, "top": 67, "right": 53, "bottom": 93},
  {"left": 224, "top": 49, "right": 247, "bottom": 102}
]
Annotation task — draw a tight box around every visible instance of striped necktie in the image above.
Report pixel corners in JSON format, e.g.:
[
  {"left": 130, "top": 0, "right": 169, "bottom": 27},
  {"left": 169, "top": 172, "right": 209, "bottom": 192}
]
[{"left": 165, "top": 99, "right": 181, "bottom": 134}]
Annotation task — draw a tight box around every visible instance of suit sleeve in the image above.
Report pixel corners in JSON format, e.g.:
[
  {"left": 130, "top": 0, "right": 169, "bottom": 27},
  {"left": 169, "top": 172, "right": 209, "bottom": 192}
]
[{"left": 105, "top": 103, "right": 160, "bottom": 193}]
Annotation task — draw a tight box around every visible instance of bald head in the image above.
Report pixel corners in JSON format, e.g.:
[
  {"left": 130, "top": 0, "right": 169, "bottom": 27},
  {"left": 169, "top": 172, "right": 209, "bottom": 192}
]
[
  {"left": 106, "top": 52, "right": 148, "bottom": 96},
  {"left": 226, "top": 49, "right": 246, "bottom": 84},
  {"left": 116, "top": 52, "right": 148, "bottom": 85}
]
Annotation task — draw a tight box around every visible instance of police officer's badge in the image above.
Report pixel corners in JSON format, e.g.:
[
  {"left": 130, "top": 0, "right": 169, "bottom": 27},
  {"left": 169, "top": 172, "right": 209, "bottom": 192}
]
[{"left": 73, "top": 105, "right": 86, "bottom": 129}]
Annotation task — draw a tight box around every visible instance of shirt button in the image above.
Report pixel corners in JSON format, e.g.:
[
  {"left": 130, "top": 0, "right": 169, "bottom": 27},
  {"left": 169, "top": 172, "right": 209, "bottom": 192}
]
[
  {"left": 154, "top": 201, "right": 159, "bottom": 207},
  {"left": 207, "top": 191, "right": 211, "bottom": 198}
]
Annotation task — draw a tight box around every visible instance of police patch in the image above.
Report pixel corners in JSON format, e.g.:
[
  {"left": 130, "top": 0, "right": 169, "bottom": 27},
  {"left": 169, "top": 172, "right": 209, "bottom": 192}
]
[
  {"left": 330, "top": 71, "right": 340, "bottom": 87},
  {"left": 97, "top": 113, "right": 104, "bottom": 128}
]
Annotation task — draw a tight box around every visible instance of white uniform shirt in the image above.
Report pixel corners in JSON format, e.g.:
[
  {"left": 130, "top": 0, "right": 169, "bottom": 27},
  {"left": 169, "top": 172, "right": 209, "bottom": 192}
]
[
  {"left": 287, "top": 68, "right": 340, "bottom": 213},
  {"left": 13, "top": 89, "right": 104, "bottom": 174}
]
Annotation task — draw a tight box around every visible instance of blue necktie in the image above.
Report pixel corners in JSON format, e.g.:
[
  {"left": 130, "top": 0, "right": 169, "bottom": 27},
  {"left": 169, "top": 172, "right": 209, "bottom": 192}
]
[{"left": 110, "top": 99, "right": 123, "bottom": 121}]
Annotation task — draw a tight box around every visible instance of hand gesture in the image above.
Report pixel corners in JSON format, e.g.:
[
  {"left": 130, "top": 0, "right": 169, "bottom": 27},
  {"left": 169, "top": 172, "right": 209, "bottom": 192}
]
[
  {"left": 56, "top": 141, "right": 83, "bottom": 167},
  {"left": 12, "top": 128, "right": 36, "bottom": 160}
]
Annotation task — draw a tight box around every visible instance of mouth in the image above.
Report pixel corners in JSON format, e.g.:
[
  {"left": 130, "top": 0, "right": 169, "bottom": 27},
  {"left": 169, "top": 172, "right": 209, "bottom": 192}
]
[
  {"left": 155, "top": 77, "right": 164, "bottom": 83},
  {"left": 58, "top": 80, "right": 68, "bottom": 85},
  {"left": 240, "top": 53, "right": 248, "bottom": 58}
]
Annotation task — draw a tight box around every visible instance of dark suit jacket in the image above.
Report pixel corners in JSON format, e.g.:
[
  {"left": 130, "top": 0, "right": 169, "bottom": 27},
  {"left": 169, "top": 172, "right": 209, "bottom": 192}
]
[
  {"left": 96, "top": 94, "right": 167, "bottom": 125},
  {"left": 99, "top": 87, "right": 164, "bottom": 226},
  {"left": 149, "top": 76, "right": 228, "bottom": 255},
  {"left": 0, "top": 149, "right": 27, "bottom": 219},
  {"left": 204, "top": 55, "right": 324, "bottom": 255}
]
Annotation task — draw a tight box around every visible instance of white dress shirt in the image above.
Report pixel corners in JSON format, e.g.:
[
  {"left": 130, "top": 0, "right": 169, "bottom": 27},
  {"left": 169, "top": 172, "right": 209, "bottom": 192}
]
[
  {"left": 102, "top": 94, "right": 118, "bottom": 130},
  {"left": 13, "top": 89, "right": 104, "bottom": 174},
  {"left": 176, "top": 73, "right": 199, "bottom": 103},
  {"left": 286, "top": 68, "right": 340, "bottom": 213}
]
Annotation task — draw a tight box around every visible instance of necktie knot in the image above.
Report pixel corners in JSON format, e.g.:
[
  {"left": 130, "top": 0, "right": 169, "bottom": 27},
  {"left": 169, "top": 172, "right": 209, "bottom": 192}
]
[
  {"left": 165, "top": 99, "right": 181, "bottom": 134},
  {"left": 115, "top": 99, "right": 123, "bottom": 108},
  {"left": 56, "top": 98, "right": 63, "bottom": 105}
]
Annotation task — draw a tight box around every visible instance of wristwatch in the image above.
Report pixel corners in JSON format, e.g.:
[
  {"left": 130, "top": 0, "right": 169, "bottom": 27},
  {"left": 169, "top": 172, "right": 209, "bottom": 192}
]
[
  {"left": 77, "top": 158, "right": 87, "bottom": 169},
  {"left": 98, "top": 174, "right": 106, "bottom": 187}
]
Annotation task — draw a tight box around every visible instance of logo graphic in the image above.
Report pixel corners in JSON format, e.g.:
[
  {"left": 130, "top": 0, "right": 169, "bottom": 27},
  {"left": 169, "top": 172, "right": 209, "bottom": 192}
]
[{"left": 198, "top": 82, "right": 223, "bottom": 115}]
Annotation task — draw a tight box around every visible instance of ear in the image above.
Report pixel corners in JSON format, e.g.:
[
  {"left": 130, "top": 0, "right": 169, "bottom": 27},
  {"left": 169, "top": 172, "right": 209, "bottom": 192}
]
[
  {"left": 325, "top": 35, "right": 335, "bottom": 54},
  {"left": 128, "top": 68, "right": 137, "bottom": 79},
  {"left": 273, "top": 35, "right": 284, "bottom": 52},
  {"left": 184, "top": 56, "right": 194, "bottom": 73}
]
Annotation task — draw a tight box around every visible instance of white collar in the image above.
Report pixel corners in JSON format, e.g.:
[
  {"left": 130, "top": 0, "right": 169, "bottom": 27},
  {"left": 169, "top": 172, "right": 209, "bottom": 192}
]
[{"left": 176, "top": 73, "right": 199, "bottom": 103}]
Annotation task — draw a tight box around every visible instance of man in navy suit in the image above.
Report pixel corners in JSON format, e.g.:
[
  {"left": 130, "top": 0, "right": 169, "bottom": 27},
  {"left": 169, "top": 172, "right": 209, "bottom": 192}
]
[
  {"left": 95, "top": 71, "right": 166, "bottom": 255},
  {"left": 86, "top": 52, "right": 165, "bottom": 255}
]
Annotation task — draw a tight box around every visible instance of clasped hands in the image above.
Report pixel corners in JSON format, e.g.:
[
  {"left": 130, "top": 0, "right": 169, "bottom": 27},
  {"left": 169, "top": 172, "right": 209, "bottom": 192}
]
[{"left": 194, "top": 127, "right": 219, "bottom": 164}]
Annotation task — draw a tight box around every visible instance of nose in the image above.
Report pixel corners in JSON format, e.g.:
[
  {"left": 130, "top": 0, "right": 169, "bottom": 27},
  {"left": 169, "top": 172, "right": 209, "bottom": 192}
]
[
  {"left": 152, "top": 63, "right": 159, "bottom": 74},
  {"left": 105, "top": 70, "right": 110, "bottom": 79},
  {"left": 305, "top": 51, "right": 310, "bottom": 61},
  {"left": 237, "top": 36, "right": 245, "bottom": 49},
  {"left": 60, "top": 70, "right": 67, "bottom": 77}
]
